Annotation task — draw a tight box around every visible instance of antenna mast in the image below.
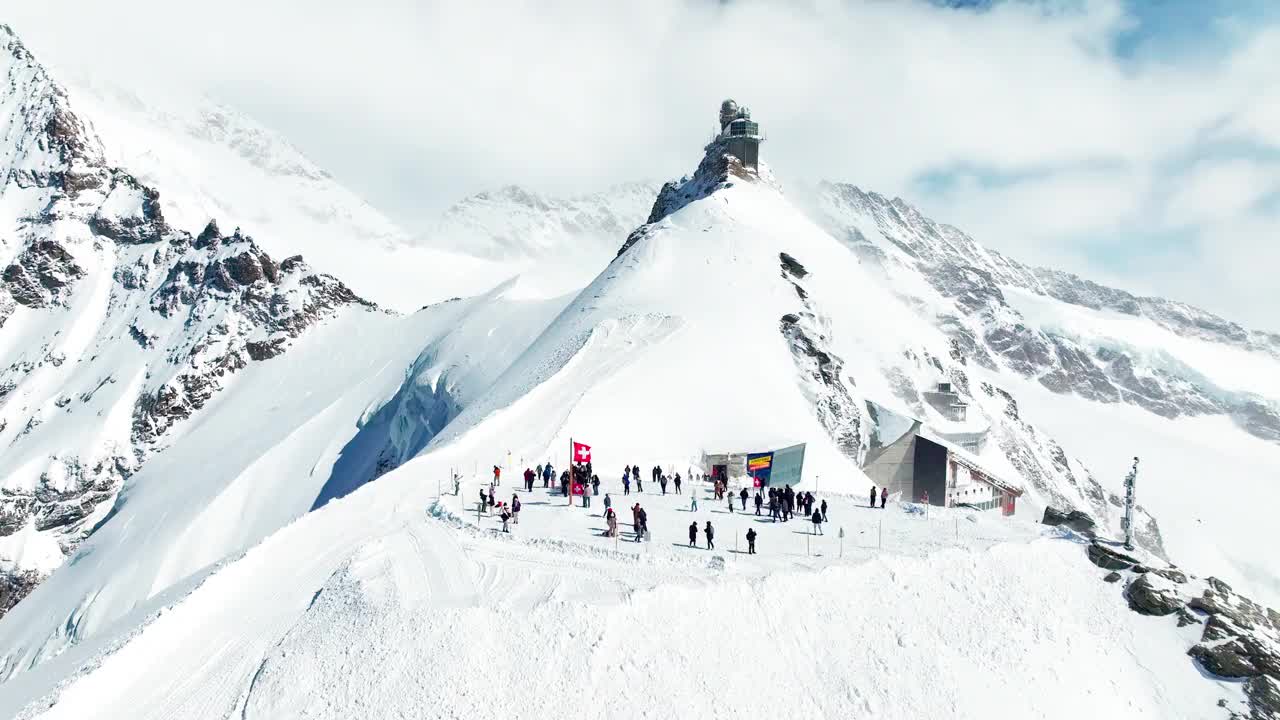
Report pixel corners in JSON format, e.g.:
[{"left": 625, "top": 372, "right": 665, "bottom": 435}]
[{"left": 1121, "top": 457, "right": 1139, "bottom": 551}]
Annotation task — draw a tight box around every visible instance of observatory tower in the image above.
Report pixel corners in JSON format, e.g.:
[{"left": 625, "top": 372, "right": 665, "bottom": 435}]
[{"left": 714, "top": 99, "right": 763, "bottom": 171}]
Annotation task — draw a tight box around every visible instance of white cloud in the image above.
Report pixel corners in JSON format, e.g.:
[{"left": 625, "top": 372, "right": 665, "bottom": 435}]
[{"left": 5, "top": 0, "right": 1278, "bottom": 328}]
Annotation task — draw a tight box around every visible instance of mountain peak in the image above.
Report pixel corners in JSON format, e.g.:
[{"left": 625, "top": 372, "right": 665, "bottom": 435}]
[{"left": 618, "top": 99, "right": 776, "bottom": 257}]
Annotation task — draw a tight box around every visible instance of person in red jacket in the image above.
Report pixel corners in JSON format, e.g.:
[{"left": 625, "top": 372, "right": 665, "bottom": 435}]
[
  {"left": 523, "top": 467, "right": 535, "bottom": 492},
  {"left": 493, "top": 465, "right": 501, "bottom": 486}
]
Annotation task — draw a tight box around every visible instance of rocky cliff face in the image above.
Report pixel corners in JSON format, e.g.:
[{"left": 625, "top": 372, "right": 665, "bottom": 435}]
[
  {"left": 810, "top": 182, "right": 1280, "bottom": 446},
  {"left": 0, "top": 24, "right": 374, "bottom": 617}
]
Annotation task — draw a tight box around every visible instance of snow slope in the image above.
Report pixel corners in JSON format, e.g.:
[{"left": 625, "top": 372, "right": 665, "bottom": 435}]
[
  {"left": 0, "top": 479, "right": 1236, "bottom": 719},
  {"left": 809, "top": 182, "right": 1280, "bottom": 605},
  {"left": 53, "top": 74, "right": 515, "bottom": 313}
]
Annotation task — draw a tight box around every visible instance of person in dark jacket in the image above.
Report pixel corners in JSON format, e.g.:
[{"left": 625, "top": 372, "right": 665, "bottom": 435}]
[
  {"left": 638, "top": 507, "right": 649, "bottom": 541},
  {"left": 746, "top": 528, "right": 757, "bottom": 554},
  {"left": 673, "top": 473, "right": 682, "bottom": 494},
  {"left": 754, "top": 491, "right": 763, "bottom": 516},
  {"left": 688, "top": 521, "right": 698, "bottom": 547},
  {"left": 704, "top": 521, "right": 715, "bottom": 550},
  {"left": 480, "top": 487, "right": 489, "bottom": 514},
  {"left": 880, "top": 486, "right": 888, "bottom": 508},
  {"left": 769, "top": 495, "right": 779, "bottom": 522},
  {"left": 739, "top": 487, "right": 749, "bottom": 511},
  {"left": 524, "top": 467, "right": 535, "bottom": 492},
  {"left": 500, "top": 507, "right": 511, "bottom": 533},
  {"left": 811, "top": 508, "right": 824, "bottom": 535},
  {"left": 623, "top": 473, "right": 631, "bottom": 495},
  {"left": 543, "top": 464, "right": 553, "bottom": 488},
  {"left": 512, "top": 495, "right": 521, "bottom": 524},
  {"left": 591, "top": 475, "right": 600, "bottom": 496},
  {"left": 870, "top": 485, "right": 877, "bottom": 508},
  {"left": 659, "top": 474, "right": 668, "bottom": 495},
  {"left": 820, "top": 498, "right": 828, "bottom": 522}
]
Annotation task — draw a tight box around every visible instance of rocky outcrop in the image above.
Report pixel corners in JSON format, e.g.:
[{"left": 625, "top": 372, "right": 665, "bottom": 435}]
[
  {"left": 618, "top": 139, "right": 767, "bottom": 257},
  {"left": 0, "top": 25, "right": 377, "bottom": 620},
  {"left": 1126, "top": 573, "right": 1185, "bottom": 616},
  {"left": 779, "top": 252, "right": 868, "bottom": 465},
  {"left": 1085, "top": 543, "right": 1280, "bottom": 719},
  {"left": 2, "top": 240, "right": 85, "bottom": 308},
  {"left": 1042, "top": 506, "right": 1097, "bottom": 536}
]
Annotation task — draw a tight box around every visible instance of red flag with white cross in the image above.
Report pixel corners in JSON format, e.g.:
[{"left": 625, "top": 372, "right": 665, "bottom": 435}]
[{"left": 572, "top": 441, "right": 592, "bottom": 464}]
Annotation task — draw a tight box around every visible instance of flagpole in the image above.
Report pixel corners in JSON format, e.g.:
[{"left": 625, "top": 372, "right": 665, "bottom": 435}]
[{"left": 569, "top": 436, "right": 574, "bottom": 506}]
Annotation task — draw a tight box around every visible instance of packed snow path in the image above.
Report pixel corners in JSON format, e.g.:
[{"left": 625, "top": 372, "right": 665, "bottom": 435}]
[{"left": 0, "top": 473, "right": 1236, "bottom": 719}]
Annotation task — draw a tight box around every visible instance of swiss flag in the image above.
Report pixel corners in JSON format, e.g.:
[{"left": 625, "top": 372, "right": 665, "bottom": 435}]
[
  {"left": 572, "top": 441, "right": 592, "bottom": 464},
  {"left": 571, "top": 483, "right": 585, "bottom": 496}
]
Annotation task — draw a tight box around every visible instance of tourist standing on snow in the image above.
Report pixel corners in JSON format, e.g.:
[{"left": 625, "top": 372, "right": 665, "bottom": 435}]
[
  {"left": 606, "top": 507, "right": 618, "bottom": 537},
  {"left": 880, "top": 487, "right": 888, "bottom": 508},
  {"left": 820, "top": 498, "right": 828, "bottom": 522},
  {"left": 623, "top": 473, "right": 631, "bottom": 495},
  {"left": 746, "top": 528, "right": 757, "bottom": 554},
  {"left": 739, "top": 487, "right": 749, "bottom": 511},
  {"left": 500, "top": 506, "right": 511, "bottom": 533},
  {"left": 690, "top": 493, "right": 698, "bottom": 512},
  {"left": 524, "top": 467, "right": 535, "bottom": 492},
  {"left": 543, "top": 463, "right": 553, "bottom": 488},
  {"left": 811, "top": 508, "right": 823, "bottom": 535},
  {"left": 638, "top": 506, "right": 649, "bottom": 541},
  {"left": 704, "top": 521, "right": 715, "bottom": 550},
  {"left": 488, "top": 486, "right": 496, "bottom": 510},
  {"left": 635, "top": 469, "right": 643, "bottom": 493},
  {"left": 769, "top": 494, "right": 779, "bottom": 522},
  {"left": 479, "top": 488, "right": 488, "bottom": 514},
  {"left": 512, "top": 495, "right": 521, "bottom": 524},
  {"left": 659, "top": 474, "right": 668, "bottom": 495},
  {"left": 870, "top": 485, "right": 877, "bottom": 507},
  {"left": 673, "top": 473, "right": 682, "bottom": 494},
  {"left": 591, "top": 474, "right": 600, "bottom": 496},
  {"left": 754, "top": 491, "right": 763, "bottom": 516},
  {"left": 603, "top": 492, "right": 612, "bottom": 517},
  {"left": 688, "top": 521, "right": 698, "bottom": 547},
  {"left": 493, "top": 465, "right": 501, "bottom": 486},
  {"left": 582, "top": 486, "right": 592, "bottom": 509}
]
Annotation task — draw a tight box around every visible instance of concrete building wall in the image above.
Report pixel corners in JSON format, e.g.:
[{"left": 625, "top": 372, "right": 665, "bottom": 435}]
[{"left": 863, "top": 432, "right": 917, "bottom": 499}]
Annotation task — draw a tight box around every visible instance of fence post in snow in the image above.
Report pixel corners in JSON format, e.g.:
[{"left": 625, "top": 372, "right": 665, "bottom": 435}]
[
  {"left": 878, "top": 519, "right": 882, "bottom": 550},
  {"left": 839, "top": 527, "right": 845, "bottom": 558}
]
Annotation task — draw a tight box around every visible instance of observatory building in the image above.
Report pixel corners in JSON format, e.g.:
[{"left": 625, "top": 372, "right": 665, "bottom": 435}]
[{"left": 713, "top": 99, "right": 763, "bottom": 171}]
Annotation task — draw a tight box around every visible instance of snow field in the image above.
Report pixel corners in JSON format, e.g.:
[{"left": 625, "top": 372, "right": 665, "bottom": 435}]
[{"left": 0, "top": 463, "right": 1236, "bottom": 719}]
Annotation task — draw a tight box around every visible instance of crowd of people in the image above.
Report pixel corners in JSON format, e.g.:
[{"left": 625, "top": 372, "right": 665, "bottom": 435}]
[{"left": 470, "top": 461, "right": 865, "bottom": 553}]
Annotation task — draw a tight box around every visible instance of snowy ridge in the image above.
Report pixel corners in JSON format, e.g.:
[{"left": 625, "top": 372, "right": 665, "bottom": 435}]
[
  {"left": 0, "top": 25, "right": 379, "bottom": 615},
  {"left": 811, "top": 182, "right": 1280, "bottom": 444},
  {"left": 424, "top": 182, "right": 658, "bottom": 261}
]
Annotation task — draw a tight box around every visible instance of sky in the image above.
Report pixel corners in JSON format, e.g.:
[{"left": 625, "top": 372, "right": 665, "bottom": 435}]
[{"left": 6, "top": 0, "right": 1279, "bottom": 331}]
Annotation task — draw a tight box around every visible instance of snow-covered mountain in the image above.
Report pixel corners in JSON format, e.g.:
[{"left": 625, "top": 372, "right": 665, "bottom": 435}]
[
  {"left": 806, "top": 184, "right": 1280, "bottom": 603},
  {"left": 0, "top": 24, "right": 390, "bottom": 613},
  {"left": 1, "top": 22, "right": 1278, "bottom": 719}
]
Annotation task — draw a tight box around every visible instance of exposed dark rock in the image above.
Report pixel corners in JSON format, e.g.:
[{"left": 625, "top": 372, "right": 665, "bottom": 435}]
[
  {"left": 246, "top": 338, "right": 287, "bottom": 361},
  {"left": 1042, "top": 506, "right": 1097, "bottom": 535},
  {"left": 1103, "top": 571, "right": 1122, "bottom": 583},
  {"left": 1191, "top": 640, "right": 1262, "bottom": 678},
  {"left": 0, "top": 570, "right": 41, "bottom": 616},
  {"left": 1151, "top": 567, "right": 1189, "bottom": 584},
  {"left": 779, "top": 252, "right": 808, "bottom": 279},
  {"left": 2, "top": 240, "right": 85, "bottom": 307},
  {"left": 1245, "top": 675, "right": 1280, "bottom": 719},
  {"left": 1125, "top": 573, "right": 1184, "bottom": 616},
  {"left": 1087, "top": 542, "right": 1140, "bottom": 571}
]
